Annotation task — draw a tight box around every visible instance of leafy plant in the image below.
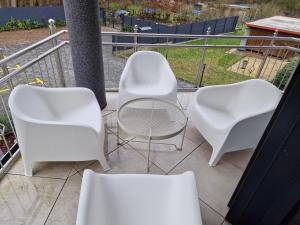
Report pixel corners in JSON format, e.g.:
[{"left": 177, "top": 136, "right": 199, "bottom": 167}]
[
  {"left": 5, "top": 17, "right": 17, "bottom": 30},
  {"left": 0, "top": 17, "right": 66, "bottom": 32},
  {"left": 17, "top": 20, "right": 24, "bottom": 29},
  {"left": 55, "top": 19, "right": 66, "bottom": 26},
  {"left": 31, "top": 20, "right": 42, "bottom": 29},
  {"left": 24, "top": 19, "right": 31, "bottom": 29},
  {"left": 273, "top": 58, "right": 299, "bottom": 90},
  {"left": 0, "top": 115, "right": 14, "bottom": 134},
  {"left": 123, "top": 24, "right": 134, "bottom": 32}
]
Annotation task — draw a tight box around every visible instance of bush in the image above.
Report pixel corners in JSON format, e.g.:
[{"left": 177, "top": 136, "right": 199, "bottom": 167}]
[
  {"left": 0, "top": 115, "right": 14, "bottom": 134},
  {"left": 123, "top": 24, "right": 134, "bottom": 32},
  {"left": 273, "top": 58, "right": 299, "bottom": 90},
  {"left": 0, "top": 17, "right": 66, "bottom": 32}
]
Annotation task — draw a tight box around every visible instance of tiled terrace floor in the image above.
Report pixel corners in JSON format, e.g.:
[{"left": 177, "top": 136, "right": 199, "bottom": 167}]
[{"left": 0, "top": 92, "right": 254, "bottom": 225}]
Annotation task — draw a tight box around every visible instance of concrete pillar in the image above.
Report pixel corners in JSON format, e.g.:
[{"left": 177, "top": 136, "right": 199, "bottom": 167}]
[{"left": 63, "top": 0, "right": 107, "bottom": 109}]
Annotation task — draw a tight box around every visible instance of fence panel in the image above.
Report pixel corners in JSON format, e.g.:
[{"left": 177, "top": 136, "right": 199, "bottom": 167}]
[
  {"left": 158, "top": 24, "right": 176, "bottom": 43},
  {"left": 191, "top": 21, "right": 206, "bottom": 35},
  {"left": 224, "top": 16, "right": 236, "bottom": 33},
  {"left": 204, "top": 19, "right": 217, "bottom": 34},
  {"left": 0, "top": 6, "right": 65, "bottom": 25},
  {"left": 214, "top": 18, "right": 226, "bottom": 34},
  {"left": 123, "top": 16, "right": 132, "bottom": 26},
  {"left": 174, "top": 23, "right": 192, "bottom": 43},
  {"left": 113, "top": 15, "right": 239, "bottom": 49}
]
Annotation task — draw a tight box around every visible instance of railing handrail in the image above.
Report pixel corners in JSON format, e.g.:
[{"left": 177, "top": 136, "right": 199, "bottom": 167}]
[
  {"left": 101, "top": 42, "right": 300, "bottom": 53},
  {"left": 1, "top": 30, "right": 300, "bottom": 68},
  {"left": 0, "top": 30, "right": 67, "bottom": 67},
  {"left": 102, "top": 31, "right": 300, "bottom": 43},
  {"left": 0, "top": 41, "right": 68, "bottom": 84}
]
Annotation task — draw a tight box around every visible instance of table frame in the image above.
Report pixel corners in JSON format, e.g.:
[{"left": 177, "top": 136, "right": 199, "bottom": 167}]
[{"left": 117, "top": 97, "right": 188, "bottom": 172}]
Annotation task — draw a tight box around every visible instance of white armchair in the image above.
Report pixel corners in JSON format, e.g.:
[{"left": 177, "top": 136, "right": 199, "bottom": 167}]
[
  {"left": 188, "top": 79, "right": 282, "bottom": 166},
  {"left": 76, "top": 170, "right": 203, "bottom": 225},
  {"left": 8, "top": 85, "right": 109, "bottom": 176},
  {"left": 118, "top": 51, "right": 177, "bottom": 106}
]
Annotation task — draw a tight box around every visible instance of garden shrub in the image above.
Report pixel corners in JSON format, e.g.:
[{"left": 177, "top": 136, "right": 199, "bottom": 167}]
[
  {"left": 273, "top": 58, "right": 299, "bottom": 90},
  {"left": 0, "top": 115, "right": 13, "bottom": 134},
  {"left": 0, "top": 17, "right": 66, "bottom": 32}
]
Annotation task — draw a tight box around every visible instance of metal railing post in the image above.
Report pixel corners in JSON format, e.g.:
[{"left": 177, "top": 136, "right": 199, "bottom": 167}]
[
  {"left": 256, "top": 30, "right": 278, "bottom": 78},
  {"left": 134, "top": 24, "right": 138, "bottom": 52},
  {"left": 0, "top": 48, "right": 9, "bottom": 77},
  {"left": 48, "top": 19, "right": 66, "bottom": 87},
  {"left": 195, "top": 27, "right": 211, "bottom": 87}
]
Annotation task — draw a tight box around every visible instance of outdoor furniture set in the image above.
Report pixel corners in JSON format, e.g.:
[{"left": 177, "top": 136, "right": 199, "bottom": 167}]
[{"left": 8, "top": 51, "right": 281, "bottom": 225}]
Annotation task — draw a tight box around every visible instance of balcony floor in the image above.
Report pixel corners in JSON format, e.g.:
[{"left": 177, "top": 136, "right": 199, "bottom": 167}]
[{"left": 0, "top": 92, "right": 254, "bottom": 225}]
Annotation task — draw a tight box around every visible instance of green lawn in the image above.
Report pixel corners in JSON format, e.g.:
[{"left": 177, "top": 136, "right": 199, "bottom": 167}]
[
  {"left": 155, "top": 28, "right": 250, "bottom": 86},
  {"left": 116, "top": 28, "right": 251, "bottom": 86}
]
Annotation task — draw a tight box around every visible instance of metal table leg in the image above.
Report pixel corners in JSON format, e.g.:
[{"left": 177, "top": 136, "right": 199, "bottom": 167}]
[{"left": 147, "top": 137, "right": 152, "bottom": 173}]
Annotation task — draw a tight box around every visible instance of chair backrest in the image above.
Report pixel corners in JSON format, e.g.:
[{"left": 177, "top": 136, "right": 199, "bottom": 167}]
[
  {"left": 9, "top": 85, "right": 56, "bottom": 122},
  {"left": 120, "top": 51, "right": 174, "bottom": 87},
  {"left": 229, "top": 79, "right": 282, "bottom": 118},
  {"left": 77, "top": 170, "right": 202, "bottom": 225}
]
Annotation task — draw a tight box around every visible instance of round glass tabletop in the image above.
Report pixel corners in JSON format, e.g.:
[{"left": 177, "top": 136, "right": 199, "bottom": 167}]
[{"left": 117, "top": 98, "right": 187, "bottom": 140}]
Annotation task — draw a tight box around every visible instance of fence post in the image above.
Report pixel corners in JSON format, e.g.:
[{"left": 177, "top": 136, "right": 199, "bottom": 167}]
[
  {"left": 48, "top": 19, "right": 66, "bottom": 87},
  {"left": 134, "top": 24, "right": 138, "bottom": 52},
  {"left": 256, "top": 30, "right": 278, "bottom": 78},
  {"left": 195, "top": 27, "right": 211, "bottom": 87}
]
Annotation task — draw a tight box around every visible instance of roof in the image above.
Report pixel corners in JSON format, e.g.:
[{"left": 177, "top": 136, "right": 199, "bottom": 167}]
[{"left": 246, "top": 16, "right": 300, "bottom": 36}]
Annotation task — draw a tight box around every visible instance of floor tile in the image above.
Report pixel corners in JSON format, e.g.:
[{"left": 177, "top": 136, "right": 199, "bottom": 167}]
[
  {"left": 72, "top": 128, "right": 120, "bottom": 172},
  {"left": 80, "top": 144, "right": 166, "bottom": 175},
  {"left": 178, "top": 92, "right": 193, "bottom": 109},
  {"left": 222, "top": 220, "right": 232, "bottom": 225},
  {"left": 0, "top": 174, "right": 64, "bottom": 225},
  {"left": 200, "top": 141, "right": 254, "bottom": 171},
  {"left": 104, "top": 92, "right": 118, "bottom": 111},
  {"left": 221, "top": 149, "right": 254, "bottom": 171},
  {"left": 128, "top": 134, "right": 200, "bottom": 173},
  {"left": 45, "top": 173, "right": 82, "bottom": 225},
  {"left": 170, "top": 145, "right": 243, "bottom": 217},
  {"left": 103, "top": 110, "right": 117, "bottom": 130},
  {"left": 7, "top": 157, "right": 74, "bottom": 179},
  {"left": 199, "top": 199, "right": 224, "bottom": 225},
  {"left": 72, "top": 161, "right": 96, "bottom": 173},
  {"left": 184, "top": 120, "right": 206, "bottom": 146}
]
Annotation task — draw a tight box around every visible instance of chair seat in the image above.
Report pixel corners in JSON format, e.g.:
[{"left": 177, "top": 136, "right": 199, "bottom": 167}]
[
  {"left": 127, "top": 84, "right": 173, "bottom": 97},
  {"left": 59, "top": 101, "right": 102, "bottom": 133},
  {"left": 195, "top": 104, "right": 235, "bottom": 130}
]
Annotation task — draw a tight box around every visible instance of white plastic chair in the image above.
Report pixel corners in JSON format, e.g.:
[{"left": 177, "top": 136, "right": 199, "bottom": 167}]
[
  {"left": 76, "top": 170, "right": 203, "bottom": 225},
  {"left": 188, "top": 79, "right": 282, "bottom": 166},
  {"left": 8, "top": 85, "right": 109, "bottom": 176},
  {"left": 118, "top": 51, "right": 177, "bottom": 106}
]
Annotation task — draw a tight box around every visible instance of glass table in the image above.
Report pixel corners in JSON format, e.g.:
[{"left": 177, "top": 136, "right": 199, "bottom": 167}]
[{"left": 117, "top": 98, "right": 188, "bottom": 172}]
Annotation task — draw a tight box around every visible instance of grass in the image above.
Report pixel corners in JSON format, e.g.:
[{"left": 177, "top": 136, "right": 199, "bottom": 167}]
[
  {"left": 116, "top": 27, "right": 251, "bottom": 86},
  {"left": 155, "top": 28, "right": 250, "bottom": 86}
]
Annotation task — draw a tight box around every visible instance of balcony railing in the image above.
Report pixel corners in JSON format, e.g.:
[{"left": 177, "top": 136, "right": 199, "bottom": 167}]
[{"left": 0, "top": 22, "right": 300, "bottom": 175}]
